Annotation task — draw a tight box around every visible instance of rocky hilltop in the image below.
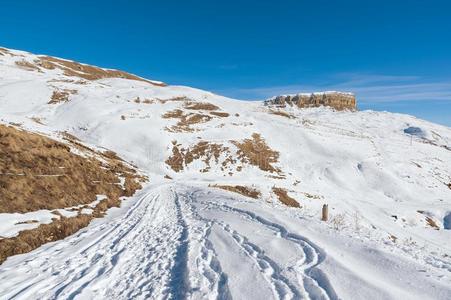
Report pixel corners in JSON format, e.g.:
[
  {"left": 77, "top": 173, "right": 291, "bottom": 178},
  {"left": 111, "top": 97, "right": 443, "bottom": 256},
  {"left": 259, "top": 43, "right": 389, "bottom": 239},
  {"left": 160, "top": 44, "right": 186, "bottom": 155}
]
[{"left": 265, "top": 91, "right": 357, "bottom": 110}]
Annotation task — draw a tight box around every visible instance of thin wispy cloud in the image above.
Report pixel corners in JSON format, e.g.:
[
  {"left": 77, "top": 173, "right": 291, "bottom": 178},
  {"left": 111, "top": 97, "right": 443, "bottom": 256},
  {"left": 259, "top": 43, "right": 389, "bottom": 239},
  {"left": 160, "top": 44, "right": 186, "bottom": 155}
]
[{"left": 220, "top": 74, "right": 451, "bottom": 103}]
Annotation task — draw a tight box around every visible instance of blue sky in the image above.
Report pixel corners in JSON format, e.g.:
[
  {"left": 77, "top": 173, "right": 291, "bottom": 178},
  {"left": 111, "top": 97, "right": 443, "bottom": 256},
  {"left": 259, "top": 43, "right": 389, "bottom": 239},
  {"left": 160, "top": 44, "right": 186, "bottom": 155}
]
[{"left": 1, "top": 0, "right": 450, "bottom": 126}]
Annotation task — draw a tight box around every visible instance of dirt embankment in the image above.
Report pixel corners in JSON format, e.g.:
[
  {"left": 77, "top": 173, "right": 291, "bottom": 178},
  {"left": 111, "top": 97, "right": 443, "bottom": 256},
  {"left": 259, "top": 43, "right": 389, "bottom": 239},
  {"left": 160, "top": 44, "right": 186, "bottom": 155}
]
[{"left": 0, "top": 125, "right": 144, "bottom": 264}]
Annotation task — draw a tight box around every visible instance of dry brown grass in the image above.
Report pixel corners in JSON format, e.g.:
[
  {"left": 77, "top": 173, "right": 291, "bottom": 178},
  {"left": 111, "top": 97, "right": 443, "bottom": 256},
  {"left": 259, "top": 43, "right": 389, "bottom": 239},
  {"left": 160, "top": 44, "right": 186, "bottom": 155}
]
[
  {"left": 272, "top": 187, "right": 300, "bottom": 208},
  {"left": 30, "top": 117, "right": 45, "bottom": 125},
  {"left": 169, "top": 141, "right": 237, "bottom": 172},
  {"left": 232, "top": 133, "right": 282, "bottom": 175},
  {"left": 303, "top": 192, "right": 322, "bottom": 199},
  {"left": 210, "top": 184, "right": 261, "bottom": 199},
  {"left": 15, "top": 60, "right": 41, "bottom": 72},
  {"left": 157, "top": 96, "right": 190, "bottom": 104},
  {"left": 0, "top": 48, "right": 11, "bottom": 56},
  {"left": 0, "top": 125, "right": 141, "bottom": 213},
  {"left": 35, "top": 56, "right": 166, "bottom": 86},
  {"left": 447, "top": 182, "right": 451, "bottom": 190},
  {"left": 426, "top": 217, "right": 439, "bottom": 230},
  {"left": 166, "top": 141, "right": 233, "bottom": 173},
  {"left": 184, "top": 102, "right": 220, "bottom": 111},
  {"left": 48, "top": 89, "right": 77, "bottom": 104},
  {"left": 0, "top": 125, "right": 143, "bottom": 264},
  {"left": 210, "top": 111, "right": 230, "bottom": 117},
  {"left": 162, "top": 109, "right": 213, "bottom": 132},
  {"left": 269, "top": 109, "right": 296, "bottom": 119}
]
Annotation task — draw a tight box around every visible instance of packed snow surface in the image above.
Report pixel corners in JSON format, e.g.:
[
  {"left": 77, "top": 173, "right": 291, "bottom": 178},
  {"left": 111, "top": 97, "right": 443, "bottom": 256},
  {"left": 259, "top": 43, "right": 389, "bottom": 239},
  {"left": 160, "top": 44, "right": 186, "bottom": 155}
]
[{"left": 0, "top": 47, "right": 450, "bottom": 299}]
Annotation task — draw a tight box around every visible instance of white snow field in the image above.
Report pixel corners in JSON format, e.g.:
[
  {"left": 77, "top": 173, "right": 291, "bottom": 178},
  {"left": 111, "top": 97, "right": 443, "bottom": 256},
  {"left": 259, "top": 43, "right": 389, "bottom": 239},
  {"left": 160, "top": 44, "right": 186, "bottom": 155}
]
[{"left": 0, "top": 47, "right": 450, "bottom": 299}]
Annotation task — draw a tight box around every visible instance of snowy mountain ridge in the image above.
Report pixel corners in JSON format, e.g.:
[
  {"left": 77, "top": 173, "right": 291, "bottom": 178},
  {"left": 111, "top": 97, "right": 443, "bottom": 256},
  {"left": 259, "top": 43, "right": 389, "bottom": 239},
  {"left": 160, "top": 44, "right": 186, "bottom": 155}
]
[{"left": 0, "top": 46, "right": 450, "bottom": 299}]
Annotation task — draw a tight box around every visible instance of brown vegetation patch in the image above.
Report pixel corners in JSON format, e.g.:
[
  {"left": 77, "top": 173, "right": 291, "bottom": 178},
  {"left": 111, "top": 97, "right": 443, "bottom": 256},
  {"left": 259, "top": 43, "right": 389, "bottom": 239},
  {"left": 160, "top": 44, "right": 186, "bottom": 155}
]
[
  {"left": 0, "top": 125, "right": 144, "bottom": 264},
  {"left": 162, "top": 109, "right": 213, "bottom": 132},
  {"left": 15, "top": 60, "right": 41, "bottom": 72},
  {"left": 32, "top": 56, "right": 166, "bottom": 86},
  {"left": 166, "top": 141, "right": 234, "bottom": 173},
  {"left": 0, "top": 125, "right": 142, "bottom": 213},
  {"left": 272, "top": 187, "right": 300, "bottom": 208},
  {"left": 210, "top": 111, "right": 230, "bottom": 117},
  {"left": 389, "top": 234, "right": 398, "bottom": 243},
  {"left": 184, "top": 102, "right": 220, "bottom": 111},
  {"left": 232, "top": 133, "right": 282, "bottom": 175},
  {"left": 0, "top": 48, "right": 12, "bottom": 56},
  {"left": 48, "top": 89, "right": 77, "bottom": 104},
  {"left": 303, "top": 192, "right": 322, "bottom": 199},
  {"left": 269, "top": 109, "right": 295, "bottom": 119},
  {"left": 447, "top": 182, "right": 451, "bottom": 190},
  {"left": 30, "top": 117, "right": 45, "bottom": 125},
  {"left": 157, "top": 96, "right": 190, "bottom": 104},
  {"left": 426, "top": 217, "right": 440, "bottom": 230},
  {"left": 210, "top": 184, "right": 261, "bottom": 199}
]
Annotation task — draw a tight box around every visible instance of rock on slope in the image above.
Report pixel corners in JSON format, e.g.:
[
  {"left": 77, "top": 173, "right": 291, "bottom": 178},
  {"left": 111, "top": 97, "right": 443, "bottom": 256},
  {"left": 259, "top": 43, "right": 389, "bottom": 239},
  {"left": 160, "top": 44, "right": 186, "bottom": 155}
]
[{"left": 0, "top": 46, "right": 450, "bottom": 299}]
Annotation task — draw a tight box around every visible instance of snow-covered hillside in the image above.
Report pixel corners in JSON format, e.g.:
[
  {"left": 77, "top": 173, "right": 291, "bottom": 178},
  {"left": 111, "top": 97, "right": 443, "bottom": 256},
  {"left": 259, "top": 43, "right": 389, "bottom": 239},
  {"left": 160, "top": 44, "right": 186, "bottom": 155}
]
[{"left": 0, "top": 47, "right": 450, "bottom": 299}]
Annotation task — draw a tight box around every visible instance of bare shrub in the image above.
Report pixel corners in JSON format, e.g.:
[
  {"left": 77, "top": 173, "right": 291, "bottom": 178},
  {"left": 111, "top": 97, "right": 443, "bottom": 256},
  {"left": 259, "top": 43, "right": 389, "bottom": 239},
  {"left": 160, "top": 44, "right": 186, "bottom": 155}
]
[{"left": 330, "top": 213, "right": 346, "bottom": 230}]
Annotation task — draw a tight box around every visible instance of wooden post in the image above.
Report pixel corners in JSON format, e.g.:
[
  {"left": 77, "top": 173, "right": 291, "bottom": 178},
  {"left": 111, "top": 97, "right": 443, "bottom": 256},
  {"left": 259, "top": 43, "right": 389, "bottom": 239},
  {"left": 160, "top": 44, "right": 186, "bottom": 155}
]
[{"left": 322, "top": 204, "right": 329, "bottom": 221}]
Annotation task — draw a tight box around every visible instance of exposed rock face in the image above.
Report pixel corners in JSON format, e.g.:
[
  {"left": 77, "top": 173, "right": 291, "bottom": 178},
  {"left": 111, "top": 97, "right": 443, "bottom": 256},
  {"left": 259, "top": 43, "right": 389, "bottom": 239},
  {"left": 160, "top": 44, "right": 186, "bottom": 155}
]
[{"left": 265, "top": 91, "right": 357, "bottom": 111}]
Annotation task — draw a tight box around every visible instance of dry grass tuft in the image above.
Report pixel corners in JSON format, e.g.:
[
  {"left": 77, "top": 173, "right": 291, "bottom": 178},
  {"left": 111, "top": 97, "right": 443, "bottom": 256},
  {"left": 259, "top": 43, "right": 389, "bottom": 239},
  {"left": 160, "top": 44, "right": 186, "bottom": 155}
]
[
  {"left": 0, "top": 48, "right": 12, "bottom": 56},
  {"left": 48, "top": 89, "right": 77, "bottom": 104},
  {"left": 0, "top": 125, "right": 144, "bottom": 264},
  {"left": 162, "top": 109, "right": 213, "bottom": 132},
  {"left": 232, "top": 133, "right": 282, "bottom": 175},
  {"left": 210, "top": 184, "right": 261, "bottom": 199},
  {"left": 15, "top": 60, "right": 41, "bottom": 72},
  {"left": 269, "top": 109, "right": 296, "bottom": 119},
  {"left": 210, "top": 111, "right": 230, "bottom": 118},
  {"left": 303, "top": 192, "right": 322, "bottom": 199},
  {"left": 166, "top": 141, "right": 233, "bottom": 173},
  {"left": 447, "top": 182, "right": 451, "bottom": 190},
  {"left": 29, "top": 56, "right": 166, "bottom": 86},
  {"left": 426, "top": 217, "right": 439, "bottom": 230},
  {"left": 0, "top": 125, "right": 141, "bottom": 213},
  {"left": 184, "top": 102, "right": 220, "bottom": 111},
  {"left": 30, "top": 117, "right": 45, "bottom": 125},
  {"left": 272, "top": 187, "right": 300, "bottom": 208}
]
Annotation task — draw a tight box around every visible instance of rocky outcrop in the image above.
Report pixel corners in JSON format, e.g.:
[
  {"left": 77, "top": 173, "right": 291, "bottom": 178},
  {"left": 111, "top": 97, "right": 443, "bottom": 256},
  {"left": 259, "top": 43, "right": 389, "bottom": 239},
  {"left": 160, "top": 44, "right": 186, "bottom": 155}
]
[{"left": 265, "top": 91, "right": 356, "bottom": 111}]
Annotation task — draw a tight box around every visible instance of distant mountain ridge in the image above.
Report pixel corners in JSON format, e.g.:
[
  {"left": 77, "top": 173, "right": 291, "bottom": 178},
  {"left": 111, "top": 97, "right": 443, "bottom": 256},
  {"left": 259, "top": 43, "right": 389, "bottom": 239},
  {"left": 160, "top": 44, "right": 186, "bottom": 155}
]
[{"left": 265, "top": 91, "right": 357, "bottom": 110}]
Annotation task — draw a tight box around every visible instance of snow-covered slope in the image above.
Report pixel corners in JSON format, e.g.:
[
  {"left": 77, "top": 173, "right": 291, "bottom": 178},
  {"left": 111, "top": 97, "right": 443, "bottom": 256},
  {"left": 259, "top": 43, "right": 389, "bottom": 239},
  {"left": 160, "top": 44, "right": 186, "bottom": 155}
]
[{"left": 0, "top": 47, "right": 450, "bottom": 299}]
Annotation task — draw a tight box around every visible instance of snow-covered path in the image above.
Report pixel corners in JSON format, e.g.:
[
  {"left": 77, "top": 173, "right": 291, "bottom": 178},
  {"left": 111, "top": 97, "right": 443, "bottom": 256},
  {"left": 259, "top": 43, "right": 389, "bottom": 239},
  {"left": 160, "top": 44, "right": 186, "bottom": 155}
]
[
  {"left": 1, "top": 183, "right": 451, "bottom": 300},
  {"left": 0, "top": 184, "right": 337, "bottom": 300}
]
